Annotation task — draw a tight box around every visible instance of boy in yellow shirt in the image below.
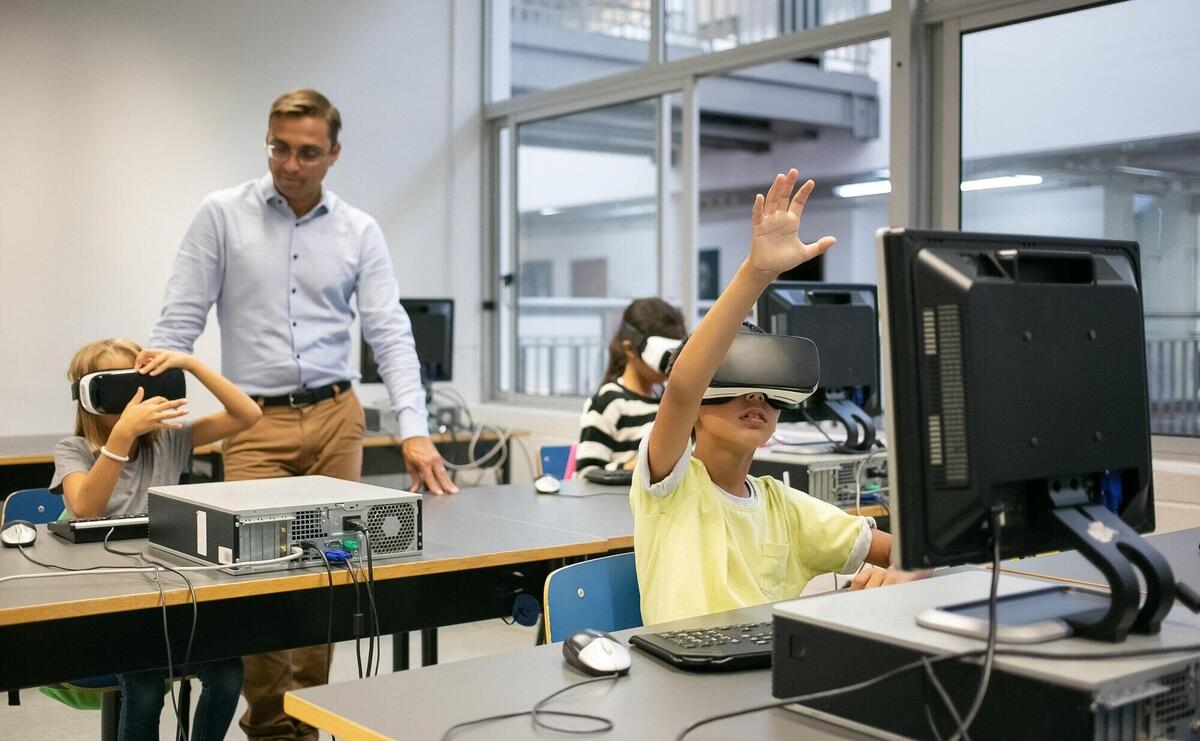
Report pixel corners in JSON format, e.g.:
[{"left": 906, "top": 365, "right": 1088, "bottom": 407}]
[{"left": 633, "top": 169, "right": 908, "bottom": 624}]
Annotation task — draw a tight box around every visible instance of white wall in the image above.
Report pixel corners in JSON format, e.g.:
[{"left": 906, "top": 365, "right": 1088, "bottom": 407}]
[{"left": 0, "top": 0, "right": 483, "bottom": 436}]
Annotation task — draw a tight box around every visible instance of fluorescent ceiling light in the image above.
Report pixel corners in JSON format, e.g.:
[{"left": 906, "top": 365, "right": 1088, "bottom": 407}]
[
  {"left": 960, "top": 175, "right": 1043, "bottom": 192},
  {"left": 833, "top": 180, "right": 892, "bottom": 198},
  {"left": 538, "top": 207, "right": 562, "bottom": 216}
]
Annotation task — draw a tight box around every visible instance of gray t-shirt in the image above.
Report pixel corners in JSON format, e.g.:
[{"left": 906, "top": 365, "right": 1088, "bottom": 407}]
[{"left": 50, "top": 424, "right": 194, "bottom": 517}]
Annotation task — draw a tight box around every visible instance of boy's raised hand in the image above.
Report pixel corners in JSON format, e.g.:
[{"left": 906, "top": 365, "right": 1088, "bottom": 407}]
[{"left": 749, "top": 169, "right": 836, "bottom": 278}]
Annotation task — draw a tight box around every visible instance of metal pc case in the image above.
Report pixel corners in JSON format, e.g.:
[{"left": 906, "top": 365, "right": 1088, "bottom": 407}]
[
  {"left": 148, "top": 475, "right": 422, "bottom": 573},
  {"left": 772, "top": 571, "right": 1200, "bottom": 740}
]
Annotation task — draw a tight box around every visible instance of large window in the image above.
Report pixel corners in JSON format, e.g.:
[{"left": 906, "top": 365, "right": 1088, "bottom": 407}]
[
  {"left": 960, "top": 0, "right": 1200, "bottom": 436},
  {"left": 506, "top": 99, "right": 663, "bottom": 398}
]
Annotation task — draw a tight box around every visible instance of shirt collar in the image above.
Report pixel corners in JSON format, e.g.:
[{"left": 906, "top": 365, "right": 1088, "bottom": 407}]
[{"left": 257, "top": 172, "right": 336, "bottom": 222}]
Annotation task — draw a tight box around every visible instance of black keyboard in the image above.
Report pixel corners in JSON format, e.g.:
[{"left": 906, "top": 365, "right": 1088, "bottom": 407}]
[
  {"left": 48, "top": 514, "right": 149, "bottom": 543},
  {"left": 629, "top": 621, "right": 773, "bottom": 672}
]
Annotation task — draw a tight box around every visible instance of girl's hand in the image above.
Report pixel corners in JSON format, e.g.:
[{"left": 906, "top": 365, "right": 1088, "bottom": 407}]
[
  {"left": 135, "top": 348, "right": 194, "bottom": 376},
  {"left": 111, "top": 386, "right": 189, "bottom": 440},
  {"left": 747, "top": 169, "right": 836, "bottom": 279}
]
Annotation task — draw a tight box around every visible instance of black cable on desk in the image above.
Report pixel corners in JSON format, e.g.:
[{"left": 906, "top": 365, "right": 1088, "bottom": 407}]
[
  {"left": 338, "top": 560, "right": 365, "bottom": 679},
  {"left": 440, "top": 673, "right": 622, "bottom": 740},
  {"left": 299, "top": 542, "right": 336, "bottom": 680}
]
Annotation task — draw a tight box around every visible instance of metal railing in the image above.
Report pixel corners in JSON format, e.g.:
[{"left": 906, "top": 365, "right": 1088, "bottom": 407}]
[
  {"left": 517, "top": 336, "right": 606, "bottom": 396},
  {"left": 1146, "top": 312, "right": 1200, "bottom": 435}
]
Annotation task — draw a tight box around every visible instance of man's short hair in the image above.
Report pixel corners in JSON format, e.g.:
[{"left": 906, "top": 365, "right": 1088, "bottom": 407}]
[{"left": 269, "top": 88, "right": 342, "bottom": 146}]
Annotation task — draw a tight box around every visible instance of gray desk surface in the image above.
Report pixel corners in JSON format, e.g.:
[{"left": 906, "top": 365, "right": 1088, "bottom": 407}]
[
  {"left": 1000, "top": 527, "right": 1200, "bottom": 589},
  {"left": 0, "top": 483, "right": 614, "bottom": 626},
  {"left": 369, "top": 475, "right": 635, "bottom": 549},
  {"left": 286, "top": 604, "right": 863, "bottom": 741}
]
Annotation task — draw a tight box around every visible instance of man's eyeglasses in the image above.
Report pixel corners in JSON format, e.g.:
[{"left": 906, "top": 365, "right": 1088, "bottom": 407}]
[{"left": 265, "top": 143, "right": 329, "bottom": 166}]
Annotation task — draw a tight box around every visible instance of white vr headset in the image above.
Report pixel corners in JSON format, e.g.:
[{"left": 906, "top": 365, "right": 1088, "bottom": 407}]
[
  {"left": 700, "top": 331, "right": 820, "bottom": 410},
  {"left": 72, "top": 368, "right": 187, "bottom": 415},
  {"left": 618, "top": 323, "right": 683, "bottom": 374}
]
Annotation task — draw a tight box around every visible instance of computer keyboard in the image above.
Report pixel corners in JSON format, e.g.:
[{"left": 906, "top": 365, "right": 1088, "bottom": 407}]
[
  {"left": 48, "top": 513, "right": 149, "bottom": 543},
  {"left": 629, "top": 621, "right": 774, "bottom": 672}
]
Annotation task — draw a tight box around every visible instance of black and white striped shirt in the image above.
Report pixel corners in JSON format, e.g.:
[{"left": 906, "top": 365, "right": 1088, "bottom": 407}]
[{"left": 575, "top": 381, "right": 661, "bottom": 474}]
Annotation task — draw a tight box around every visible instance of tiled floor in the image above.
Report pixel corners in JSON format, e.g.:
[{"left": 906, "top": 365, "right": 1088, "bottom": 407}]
[{"left": 1, "top": 619, "right": 539, "bottom": 740}]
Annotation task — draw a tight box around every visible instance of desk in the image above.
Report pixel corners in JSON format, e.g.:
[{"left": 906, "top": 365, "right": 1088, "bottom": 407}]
[
  {"left": 999, "top": 527, "right": 1200, "bottom": 590},
  {"left": 0, "top": 481, "right": 615, "bottom": 691},
  {"left": 285, "top": 604, "right": 858, "bottom": 741},
  {"left": 0, "top": 429, "right": 520, "bottom": 495}
]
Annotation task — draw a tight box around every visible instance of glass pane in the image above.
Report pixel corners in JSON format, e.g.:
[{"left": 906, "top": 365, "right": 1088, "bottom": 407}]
[
  {"left": 961, "top": 0, "right": 1200, "bottom": 436},
  {"left": 490, "top": 0, "right": 652, "bottom": 103},
  {"left": 665, "top": 0, "right": 888, "bottom": 61},
  {"left": 693, "top": 38, "right": 891, "bottom": 324},
  {"left": 513, "top": 99, "right": 660, "bottom": 397},
  {"left": 497, "top": 126, "right": 514, "bottom": 394}
]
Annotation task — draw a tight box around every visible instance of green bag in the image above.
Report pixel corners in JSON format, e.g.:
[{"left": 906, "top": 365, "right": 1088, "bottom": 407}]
[{"left": 38, "top": 683, "right": 110, "bottom": 710}]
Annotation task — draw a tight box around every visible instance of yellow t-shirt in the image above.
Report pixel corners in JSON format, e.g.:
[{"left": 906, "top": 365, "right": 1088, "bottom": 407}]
[{"left": 632, "top": 438, "right": 872, "bottom": 625}]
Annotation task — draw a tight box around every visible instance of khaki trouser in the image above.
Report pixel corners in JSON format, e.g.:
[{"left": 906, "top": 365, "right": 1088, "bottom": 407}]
[{"left": 224, "top": 388, "right": 365, "bottom": 741}]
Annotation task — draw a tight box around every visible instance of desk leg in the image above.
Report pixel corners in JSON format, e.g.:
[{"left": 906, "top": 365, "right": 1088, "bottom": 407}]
[
  {"left": 393, "top": 631, "right": 410, "bottom": 671},
  {"left": 421, "top": 628, "right": 438, "bottom": 666},
  {"left": 101, "top": 691, "right": 121, "bottom": 741}
]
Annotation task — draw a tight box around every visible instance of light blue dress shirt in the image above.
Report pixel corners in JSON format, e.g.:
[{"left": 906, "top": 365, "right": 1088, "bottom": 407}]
[{"left": 149, "top": 173, "right": 429, "bottom": 440}]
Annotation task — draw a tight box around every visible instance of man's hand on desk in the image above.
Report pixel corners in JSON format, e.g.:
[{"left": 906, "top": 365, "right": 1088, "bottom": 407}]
[
  {"left": 402, "top": 436, "right": 459, "bottom": 496},
  {"left": 848, "top": 564, "right": 930, "bottom": 591}
]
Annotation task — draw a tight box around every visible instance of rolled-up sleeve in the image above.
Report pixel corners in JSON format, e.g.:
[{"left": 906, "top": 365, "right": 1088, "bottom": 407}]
[{"left": 356, "top": 220, "right": 428, "bottom": 440}]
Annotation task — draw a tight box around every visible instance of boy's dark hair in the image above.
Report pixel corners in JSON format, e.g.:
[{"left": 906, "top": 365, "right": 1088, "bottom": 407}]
[
  {"left": 603, "top": 298, "right": 687, "bottom": 384},
  {"left": 664, "top": 321, "right": 765, "bottom": 378}
]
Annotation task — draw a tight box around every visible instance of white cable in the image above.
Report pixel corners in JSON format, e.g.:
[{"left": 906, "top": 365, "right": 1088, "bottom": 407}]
[
  {"left": 854, "top": 448, "right": 889, "bottom": 516},
  {"left": 0, "top": 547, "right": 305, "bottom": 585}
]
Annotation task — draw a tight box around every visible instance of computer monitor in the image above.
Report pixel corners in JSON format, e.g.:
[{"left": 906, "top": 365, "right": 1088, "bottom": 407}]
[
  {"left": 361, "top": 299, "right": 454, "bottom": 387},
  {"left": 757, "top": 281, "right": 880, "bottom": 451},
  {"left": 878, "top": 228, "right": 1175, "bottom": 642}
]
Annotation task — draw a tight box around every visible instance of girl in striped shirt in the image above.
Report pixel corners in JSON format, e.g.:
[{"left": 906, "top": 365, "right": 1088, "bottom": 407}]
[{"left": 575, "top": 298, "right": 686, "bottom": 475}]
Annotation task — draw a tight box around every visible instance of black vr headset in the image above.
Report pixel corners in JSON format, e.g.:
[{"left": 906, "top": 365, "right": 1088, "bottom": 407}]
[
  {"left": 71, "top": 368, "right": 187, "bottom": 415},
  {"left": 700, "top": 331, "right": 820, "bottom": 410},
  {"left": 617, "top": 322, "right": 683, "bottom": 375}
]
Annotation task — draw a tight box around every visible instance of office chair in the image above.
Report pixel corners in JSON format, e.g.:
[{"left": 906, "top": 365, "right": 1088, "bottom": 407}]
[
  {"left": 543, "top": 552, "right": 642, "bottom": 643},
  {"left": 1, "top": 488, "right": 64, "bottom": 526},
  {"left": 538, "top": 444, "right": 577, "bottom": 480}
]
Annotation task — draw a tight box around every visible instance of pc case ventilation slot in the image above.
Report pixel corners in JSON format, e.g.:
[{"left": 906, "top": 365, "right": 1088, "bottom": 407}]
[
  {"left": 935, "top": 305, "right": 969, "bottom": 485},
  {"left": 366, "top": 502, "right": 419, "bottom": 554},
  {"left": 1152, "top": 664, "right": 1199, "bottom": 732},
  {"left": 291, "top": 509, "right": 329, "bottom": 542}
]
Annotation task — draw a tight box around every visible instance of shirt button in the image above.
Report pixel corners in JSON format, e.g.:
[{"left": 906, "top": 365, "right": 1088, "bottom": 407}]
[
  {"left": 293, "top": 255, "right": 298, "bottom": 260},
  {"left": 292, "top": 322, "right": 297, "bottom": 327},
  {"left": 296, "top": 354, "right": 301, "bottom": 359},
  {"left": 291, "top": 288, "right": 297, "bottom": 294}
]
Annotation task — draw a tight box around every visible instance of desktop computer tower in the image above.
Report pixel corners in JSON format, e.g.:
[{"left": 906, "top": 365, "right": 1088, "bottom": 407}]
[
  {"left": 772, "top": 571, "right": 1200, "bottom": 740},
  {"left": 147, "top": 475, "right": 422, "bottom": 573}
]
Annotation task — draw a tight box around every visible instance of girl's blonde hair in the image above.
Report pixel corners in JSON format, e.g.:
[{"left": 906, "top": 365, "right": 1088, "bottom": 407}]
[{"left": 67, "top": 338, "right": 145, "bottom": 451}]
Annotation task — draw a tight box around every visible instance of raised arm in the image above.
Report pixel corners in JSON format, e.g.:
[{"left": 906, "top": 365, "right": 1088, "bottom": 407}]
[
  {"left": 645, "top": 170, "right": 835, "bottom": 483},
  {"left": 148, "top": 200, "right": 225, "bottom": 352},
  {"left": 136, "top": 349, "right": 262, "bottom": 447}
]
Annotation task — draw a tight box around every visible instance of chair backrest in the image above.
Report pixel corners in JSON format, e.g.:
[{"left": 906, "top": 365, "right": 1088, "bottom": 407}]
[
  {"left": 539, "top": 444, "right": 577, "bottom": 480},
  {"left": 543, "top": 552, "right": 642, "bottom": 643},
  {"left": 2, "top": 488, "right": 65, "bottom": 525}
]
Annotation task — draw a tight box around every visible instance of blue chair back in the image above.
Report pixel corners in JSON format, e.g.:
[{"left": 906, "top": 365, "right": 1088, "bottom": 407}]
[
  {"left": 543, "top": 552, "right": 642, "bottom": 643},
  {"left": 539, "top": 445, "right": 575, "bottom": 480},
  {"left": 3, "top": 488, "right": 64, "bottom": 525}
]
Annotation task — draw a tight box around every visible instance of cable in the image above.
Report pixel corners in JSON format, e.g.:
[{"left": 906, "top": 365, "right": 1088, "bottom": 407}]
[
  {"left": 298, "top": 542, "right": 336, "bottom": 680},
  {"left": 853, "top": 448, "right": 889, "bottom": 516},
  {"left": 0, "top": 547, "right": 304, "bottom": 586},
  {"left": 338, "top": 560, "right": 365, "bottom": 679},
  {"left": 921, "top": 656, "right": 968, "bottom": 741},
  {"left": 346, "top": 523, "right": 384, "bottom": 677},
  {"left": 441, "top": 674, "right": 621, "bottom": 740},
  {"left": 949, "top": 508, "right": 1003, "bottom": 741}
]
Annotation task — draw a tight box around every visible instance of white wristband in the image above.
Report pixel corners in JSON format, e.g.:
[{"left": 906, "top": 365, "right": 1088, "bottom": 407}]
[{"left": 100, "top": 445, "right": 130, "bottom": 463}]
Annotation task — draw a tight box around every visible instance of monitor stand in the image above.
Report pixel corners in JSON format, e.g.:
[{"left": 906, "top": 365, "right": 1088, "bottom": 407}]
[
  {"left": 822, "top": 398, "right": 876, "bottom": 452},
  {"left": 918, "top": 486, "right": 1190, "bottom": 644}
]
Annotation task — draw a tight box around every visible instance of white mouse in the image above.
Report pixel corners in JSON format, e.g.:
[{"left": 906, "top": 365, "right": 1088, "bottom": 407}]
[
  {"left": 534, "top": 474, "right": 561, "bottom": 495},
  {"left": 1, "top": 520, "right": 38, "bottom": 548},
  {"left": 563, "top": 630, "right": 632, "bottom": 676}
]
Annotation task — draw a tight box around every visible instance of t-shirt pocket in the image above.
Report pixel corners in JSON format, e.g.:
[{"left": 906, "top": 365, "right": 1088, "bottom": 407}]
[{"left": 758, "top": 541, "right": 791, "bottom": 599}]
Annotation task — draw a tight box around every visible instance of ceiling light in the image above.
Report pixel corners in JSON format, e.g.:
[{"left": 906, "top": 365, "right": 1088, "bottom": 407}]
[{"left": 960, "top": 175, "right": 1043, "bottom": 192}]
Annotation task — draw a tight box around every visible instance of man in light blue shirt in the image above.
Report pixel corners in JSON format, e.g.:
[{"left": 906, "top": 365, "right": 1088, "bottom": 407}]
[{"left": 149, "top": 88, "right": 456, "bottom": 741}]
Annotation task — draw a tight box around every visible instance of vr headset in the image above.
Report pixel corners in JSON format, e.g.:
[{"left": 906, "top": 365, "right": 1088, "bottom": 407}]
[
  {"left": 71, "top": 368, "right": 187, "bottom": 415},
  {"left": 701, "top": 331, "right": 820, "bottom": 410},
  {"left": 618, "top": 323, "right": 683, "bottom": 374}
]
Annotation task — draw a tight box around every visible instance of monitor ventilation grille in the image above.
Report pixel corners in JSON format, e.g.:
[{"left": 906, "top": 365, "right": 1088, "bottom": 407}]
[
  {"left": 1093, "top": 256, "right": 1121, "bottom": 283},
  {"left": 935, "top": 305, "right": 969, "bottom": 485}
]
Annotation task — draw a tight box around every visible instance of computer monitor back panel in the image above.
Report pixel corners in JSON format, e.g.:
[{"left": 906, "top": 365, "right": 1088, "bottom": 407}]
[
  {"left": 878, "top": 229, "right": 1154, "bottom": 568},
  {"left": 361, "top": 298, "right": 454, "bottom": 384},
  {"left": 758, "top": 282, "right": 881, "bottom": 418}
]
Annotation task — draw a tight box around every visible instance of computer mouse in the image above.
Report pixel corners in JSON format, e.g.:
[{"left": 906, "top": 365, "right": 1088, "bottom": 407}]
[
  {"left": 0, "top": 520, "right": 37, "bottom": 548},
  {"left": 534, "top": 474, "right": 561, "bottom": 495},
  {"left": 562, "top": 629, "right": 631, "bottom": 676}
]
